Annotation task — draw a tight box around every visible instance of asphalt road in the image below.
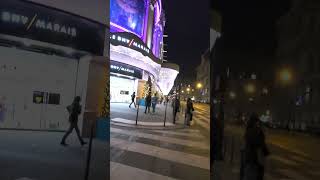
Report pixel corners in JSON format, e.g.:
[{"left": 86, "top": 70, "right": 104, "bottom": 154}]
[{"left": 225, "top": 124, "right": 320, "bottom": 180}]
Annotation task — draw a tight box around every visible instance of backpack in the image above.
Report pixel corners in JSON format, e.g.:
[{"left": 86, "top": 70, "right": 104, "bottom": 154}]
[{"left": 66, "top": 104, "right": 73, "bottom": 114}]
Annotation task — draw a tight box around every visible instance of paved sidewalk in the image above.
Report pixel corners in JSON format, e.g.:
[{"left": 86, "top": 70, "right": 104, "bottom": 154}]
[
  {"left": 111, "top": 103, "right": 187, "bottom": 128},
  {"left": 0, "top": 130, "right": 108, "bottom": 180}
]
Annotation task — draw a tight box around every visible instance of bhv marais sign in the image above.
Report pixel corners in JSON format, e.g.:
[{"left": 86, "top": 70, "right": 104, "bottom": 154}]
[
  {"left": 0, "top": 0, "right": 105, "bottom": 55},
  {"left": 110, "top": 61, "right": 143, "bottom": 79},
  {"left": 110, "top": 32, "right": 160, "bottom": 63}
]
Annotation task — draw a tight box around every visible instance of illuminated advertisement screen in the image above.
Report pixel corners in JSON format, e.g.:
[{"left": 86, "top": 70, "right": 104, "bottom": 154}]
[{"left": 110, "top": 0, "right": 146, "bottom": 37}]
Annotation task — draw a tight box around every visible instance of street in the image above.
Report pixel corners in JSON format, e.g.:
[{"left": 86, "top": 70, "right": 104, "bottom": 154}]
[
  {"left": 222, "top": 124, "right": 320, "bottom": 180},
  {"left": 0, "top": 130, "right": 108, "bottom": 180},
  {"left": 110, "top": 102, "right": 210, "bottom": 180}
]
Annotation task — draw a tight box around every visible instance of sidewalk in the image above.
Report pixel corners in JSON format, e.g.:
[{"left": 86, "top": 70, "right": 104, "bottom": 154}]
[
  {"left": 0, "top": 130, "right": 108, "bottom": 180},
  {"left": 111, "top": 103, "right": 187, "bottom": 128}
]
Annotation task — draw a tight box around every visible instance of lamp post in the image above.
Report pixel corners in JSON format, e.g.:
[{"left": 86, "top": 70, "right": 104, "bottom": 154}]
[{"left": 278, "top": 68, "right": 293, "bottom": 130}]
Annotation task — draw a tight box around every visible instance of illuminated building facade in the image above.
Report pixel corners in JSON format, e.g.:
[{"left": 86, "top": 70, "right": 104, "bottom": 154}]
[
  {"left": 0, "top": 0, "right": 108, "bottom": 133},
  {"left": 110, "top": 0, "right": 178, "bottom": 102}
]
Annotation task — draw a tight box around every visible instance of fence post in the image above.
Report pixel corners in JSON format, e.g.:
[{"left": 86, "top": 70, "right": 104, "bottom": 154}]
[
  {"left": 136, "top": 102, "right": 140, "bottom": 125},
  {"left": 164, "top": 102, "right": 168, "bottom": 127},
  {"left": 84, "top": 120, "right": 94, "bottom": 180},
  {"left": 230, "top": 136, "right": 234, "bottom": 163}
]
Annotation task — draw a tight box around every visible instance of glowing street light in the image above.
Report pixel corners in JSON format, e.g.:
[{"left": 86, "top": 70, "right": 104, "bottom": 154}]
[
  {"left": 229, "top": 91, "right": 236, "bottom": 99},
  {"left": 181, "top": 90, "right": 184, "bottom": 93},
  {"left": 186, "top": 88, "right": 190, "bottom": 92},
  {"left": 279, "top": 68, "right": 293, "bottom": 84},
  {"left": 245, "top": 83, "right": 255, "bottom": 94},
  {"left": 196, "top": 83, "right": 203, "bottom": 89}
]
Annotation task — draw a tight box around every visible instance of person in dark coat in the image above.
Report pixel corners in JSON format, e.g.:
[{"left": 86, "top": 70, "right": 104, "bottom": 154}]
[
  {"left": 61, "top": 96, "right": 86, "bottom": 146},
  {"left": 185, "top": 98, "right": 194, "bottom": 126},
  {"left": 242, "top": 113, "right": 270, "bottom": 180},
  {"left": 144, "top": 92, "right": 152, "bottom": 113},
  {"left": 173, "top": 97, "right": 180, "bottom": 124},
  {"left": 129, "top": 92, "right": 136, "bottom": 108}
]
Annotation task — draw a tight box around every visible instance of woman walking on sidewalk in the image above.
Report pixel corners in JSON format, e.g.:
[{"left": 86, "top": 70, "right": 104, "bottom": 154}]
[
  {"left": 61, "top": 96, "right": 87, "bottom": 146},
  {"left": 242, "top": 114, "right": 270, "bottom": 180}
]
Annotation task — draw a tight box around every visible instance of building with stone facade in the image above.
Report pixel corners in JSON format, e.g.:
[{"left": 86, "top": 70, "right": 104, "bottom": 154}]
[{"left": 276, "top": 0, "right": 320, "bottom": 131}]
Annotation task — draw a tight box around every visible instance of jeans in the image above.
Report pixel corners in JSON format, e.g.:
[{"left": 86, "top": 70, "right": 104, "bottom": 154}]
[{"left": 61, "top": 122, "right": 84, "bottom": 144}]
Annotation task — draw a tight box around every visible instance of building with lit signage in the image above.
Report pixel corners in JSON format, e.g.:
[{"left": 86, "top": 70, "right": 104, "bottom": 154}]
[
  {"left": 0, "top": 0, "right": 108, "bottom": 133},
  {"left": 110, "top": 0, "right": 179, "bottom": 103}
]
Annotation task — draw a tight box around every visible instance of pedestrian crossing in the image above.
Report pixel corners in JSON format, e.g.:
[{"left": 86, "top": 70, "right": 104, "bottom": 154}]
[{"left": 110, "top": 124, "right": 210, "bottom": 180}]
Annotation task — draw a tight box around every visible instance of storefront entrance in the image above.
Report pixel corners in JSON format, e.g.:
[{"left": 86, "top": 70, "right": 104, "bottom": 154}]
[
  {"left": 0, "top": 46, "right": 78, "bottom": 130},
  {"left": 110, "top": 76, "right": 137, "bottom": 103}
]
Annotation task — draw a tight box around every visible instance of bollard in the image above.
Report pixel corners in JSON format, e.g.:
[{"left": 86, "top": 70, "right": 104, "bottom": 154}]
[
  {"left": 230, "top": 136, "right": 234, "bottom": 163},
  {"left": 136, "top": 103, "right": 140, "bottom": 125},
  {"left": 84, "top": 121, "right": 94, "bottom": 180},
  {"left": 164, "top": 102, "right": 168, "bottom": 127}
]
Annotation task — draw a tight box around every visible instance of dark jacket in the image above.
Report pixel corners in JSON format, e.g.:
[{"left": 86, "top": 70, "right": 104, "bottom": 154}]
[
  {"left": 244, "top": 127, "right": 269, "bottom": 166},
  {"left": 146, "top": 95, "right": 152, "bottom": 106},
  {"left": 186, "top": 101, "right": 194, "bottom": 113},
  {"left": 69, "top": 102, "right": 81, "bottom": 123},
  {"left": 174, "top": 99, "right": 180, "bottom": 110}
]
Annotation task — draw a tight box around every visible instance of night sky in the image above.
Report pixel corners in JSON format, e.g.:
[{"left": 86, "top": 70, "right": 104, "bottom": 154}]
[
  {"left": 212, "top": 0, "right": 291, "bottom": 79},
  {"left": 162, "top": 0, "right": 210, "bottom": 81}
]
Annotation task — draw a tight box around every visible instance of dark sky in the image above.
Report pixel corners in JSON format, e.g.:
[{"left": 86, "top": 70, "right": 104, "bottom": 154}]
[
  {"left": 212, "top": 0, "right": 291, "bottom": 79},
  {"left": 162, "top": 0, "right": 210, "bottom": 81}
]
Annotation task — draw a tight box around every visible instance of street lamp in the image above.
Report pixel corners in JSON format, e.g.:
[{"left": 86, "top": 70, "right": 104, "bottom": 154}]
[
  {"left": 229, "top": 91, "right": 236, "bottom": 99},
  {"left": 186, "top": 88, "right": 190, "bottom": 92},
  {"left": 245, "top": 83, "right": 255, "bottom": 94},
  {"left": 197, "top": 83, "right": 203, "bottom": 89},
  {"left": 279, "top": 68, "right": 293, "bottom": 85},
  {"left": 278, "top": 67, "right": 294, "bottom": 130}
]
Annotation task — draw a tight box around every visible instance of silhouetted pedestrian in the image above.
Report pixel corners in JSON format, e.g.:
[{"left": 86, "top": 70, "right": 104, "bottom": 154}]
[
  {"left": 242, "top": 113, "right": 270, "bottom": 180},
  {"left": 151, "top": 93, "right": 158, "bottom": 113},
  {"left": 185, "top": 98, "right": 194, "bottom": 126},
  {"left": 129, "top": 92, "right": 136, "bottom": 108},
  {"left": 173, "top": 97, "right": 180, "bottom": 124},
  {"left": 144, "top": 92, "right": 152, "bottom": 114},
  {"left": 61, "top": 96, "right": 87, "bottom": 146}
]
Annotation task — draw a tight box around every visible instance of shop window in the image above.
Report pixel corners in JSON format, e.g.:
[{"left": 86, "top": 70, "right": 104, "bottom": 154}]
[
  {"left": 120, "top": 91, "right": 129, "bottom": 95},
  {"left": 48, "top": 93, "right": 60, "bottom": 105},
  {"left": 33, "top": 91, "right": 44, "bottom": 104}
]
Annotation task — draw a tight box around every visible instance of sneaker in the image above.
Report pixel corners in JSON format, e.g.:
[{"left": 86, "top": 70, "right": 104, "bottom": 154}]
[{"left": 81, "top": 142, "right": 88, "bottom": 146}]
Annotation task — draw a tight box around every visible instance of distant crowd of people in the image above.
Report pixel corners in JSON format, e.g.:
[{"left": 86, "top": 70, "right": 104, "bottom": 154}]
[{"left": 128, "top": 92, "right": 195, "bottom": 126}]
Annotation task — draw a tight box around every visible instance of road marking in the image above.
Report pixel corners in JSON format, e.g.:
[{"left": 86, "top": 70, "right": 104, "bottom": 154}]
[
  {"left": 269, "top": 155, "right": 300, "bottom": 166},
  {"left": 111, "top": 127, "right": 209, "bottom": 149},
  {"left": 152, "top": 129, "right": 205, "bottom": 138},
  {"left": 278, "top": 169, "right": 311, "bottom": 180},
  {"left": 112, "top": 118, "right": 175, "bottom": 126},
  {"left": 111, "top": 161, "right": 178, "bottom": 180},
  {"left": 111, "top": 138, "right": 210, "bottom": 170}
]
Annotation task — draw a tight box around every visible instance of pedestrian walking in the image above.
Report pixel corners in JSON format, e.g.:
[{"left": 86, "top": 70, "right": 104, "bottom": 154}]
[
  {"left": 173, "top": 97, "right": 180, "bottom": 124},
  {"left": 241, "top": 113, "right": 270, "bottom": 180},
  {"left": 185, "top": 98, "right": 194, "bottom": 126},
  {"left": 129, "top": 92, "right": 136, "bottom": 108},
  {"left": 151, "top": 93, "right": 158, "bottom": 113},
  {"left": 61, "top": 96, "right": 87, "bottom": 146},
  {"left": 144, "top": 92, "right": 152, "bottom": 114}
]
